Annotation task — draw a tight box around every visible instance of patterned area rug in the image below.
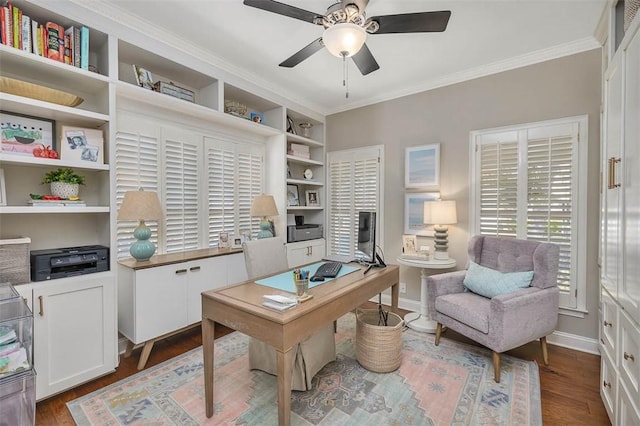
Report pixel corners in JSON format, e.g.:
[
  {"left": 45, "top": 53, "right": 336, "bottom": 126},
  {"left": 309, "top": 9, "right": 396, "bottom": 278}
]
[{"left": 67, "top": 313, "right": 541, "bottom": 425}]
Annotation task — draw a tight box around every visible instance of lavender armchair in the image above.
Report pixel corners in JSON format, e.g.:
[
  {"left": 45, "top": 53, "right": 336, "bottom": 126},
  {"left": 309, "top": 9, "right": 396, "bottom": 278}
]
[{"left": 426, "top": 235, "right": 559, "bottom": 382}]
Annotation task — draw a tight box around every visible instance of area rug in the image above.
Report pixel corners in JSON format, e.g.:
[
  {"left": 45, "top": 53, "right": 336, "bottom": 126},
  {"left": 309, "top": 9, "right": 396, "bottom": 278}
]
[{"left": 67, "top": 313, "right": 541, "bottom": 425}]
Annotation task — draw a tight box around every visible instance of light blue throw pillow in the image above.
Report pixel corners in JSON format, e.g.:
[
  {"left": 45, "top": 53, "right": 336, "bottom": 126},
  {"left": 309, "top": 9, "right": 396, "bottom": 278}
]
[{"left": 463, "top": 261, "right": 534, "bottom": 298}]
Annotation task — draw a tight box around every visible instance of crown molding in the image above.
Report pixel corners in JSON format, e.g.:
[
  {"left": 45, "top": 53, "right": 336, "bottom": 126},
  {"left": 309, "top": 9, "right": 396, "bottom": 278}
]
[{"left": 327, "top": 37, "right": 601, "bottom": 115}]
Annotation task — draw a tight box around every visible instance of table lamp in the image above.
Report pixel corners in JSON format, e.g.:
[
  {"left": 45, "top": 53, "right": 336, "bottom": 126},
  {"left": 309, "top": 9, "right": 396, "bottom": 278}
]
[
  {"left": 117, "top": 188, "right": 164, "bottom": 261},
  {"left": 424, "top": 200, "right": 457, "bottom": 260},
  {"left": 251, "top": 194, "right": 278, "bottom": 239}
]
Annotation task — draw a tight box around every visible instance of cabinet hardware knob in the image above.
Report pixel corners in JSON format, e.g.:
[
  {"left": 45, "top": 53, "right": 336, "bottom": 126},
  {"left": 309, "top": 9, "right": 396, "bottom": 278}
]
[
  {"left": 603, "top": 380, "right": 611, "bottom": 389},
  {"left": 38, "top": 295, "right": 44, "bottom": 316},
  {"left": 190, "top": 266, "right": 201, "bottom": 272},
  {"left": 176, "top": 269, "right": 188, "bottom": 274},
  {"left": 624, "top": 352, "right": 636, "bottom": 362},
  {"left": 603, "top": 320, "right": 612, "bottom": 327}
]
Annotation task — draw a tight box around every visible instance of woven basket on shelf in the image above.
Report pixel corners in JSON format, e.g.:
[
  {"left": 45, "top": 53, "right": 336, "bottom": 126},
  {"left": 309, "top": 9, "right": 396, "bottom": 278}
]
[
  {"left": 356, "top": 308, "right": 404, "bottom": 373},
  {"left": 625, "top": 0, "right": 640, "bottom": 31},
  {"left": 0, "top": 76, "right": 83, "bottom": 107}
]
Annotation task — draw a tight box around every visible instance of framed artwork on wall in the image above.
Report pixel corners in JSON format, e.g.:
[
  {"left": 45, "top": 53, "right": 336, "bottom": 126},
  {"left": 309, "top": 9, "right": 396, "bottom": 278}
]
[
  {"left": 287, "top": 184, "right": 299, "bottom": 206},
  {"left": 405, "top": 143, "right": 440, "bottom": 188},
  {"left": 404, "top": 192, "right": 440, "bottom": 236},
  {"left": 0, "top": 111, "right": 55, "bottom": 157}
]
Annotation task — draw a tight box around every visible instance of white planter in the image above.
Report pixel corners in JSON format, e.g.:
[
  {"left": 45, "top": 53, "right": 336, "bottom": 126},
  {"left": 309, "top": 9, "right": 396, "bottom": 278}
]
[{"left": 50, "top": 182, "right": 79, "bottom": 198}]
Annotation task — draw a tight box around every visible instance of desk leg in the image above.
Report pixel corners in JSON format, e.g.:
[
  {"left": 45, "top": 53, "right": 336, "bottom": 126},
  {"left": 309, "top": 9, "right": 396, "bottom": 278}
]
[
  {"left": 390, "top": 282, "right": 399, "bottom": 313},
  {"left": 276, "top": 347, "right": 293, "bottom": 426},
  {"left": 203, "top": 318, "right": 215, "bottom": 418},
  {"left": 404, "top": 268, "right": 439, "bottom": 333}
]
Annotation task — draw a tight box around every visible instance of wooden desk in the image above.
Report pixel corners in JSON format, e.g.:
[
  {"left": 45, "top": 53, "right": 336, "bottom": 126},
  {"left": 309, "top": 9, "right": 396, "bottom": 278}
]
[{"left": 201, "top": 263, "right": 399, "bottom": 425}]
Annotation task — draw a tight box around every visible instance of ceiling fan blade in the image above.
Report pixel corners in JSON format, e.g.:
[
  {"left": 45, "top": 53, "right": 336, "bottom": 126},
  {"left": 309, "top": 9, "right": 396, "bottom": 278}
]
[
  {"left": 243, "top": 0, "right": 320, "bottom": 24},
  {"left": 279, "top": 38, "right": 325, "bottom": 68},
  {"left": 369, "top": 11, "right": 451, "bottom": 34},
  {"left": 351, "top": 43, "right": 380, "bottom": 75}
]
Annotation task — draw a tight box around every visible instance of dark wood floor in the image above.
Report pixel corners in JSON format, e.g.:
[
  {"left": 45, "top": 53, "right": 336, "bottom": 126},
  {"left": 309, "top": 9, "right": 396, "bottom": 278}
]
[{"left": 35, "top": 304, "right": 610, "bottom": 425}]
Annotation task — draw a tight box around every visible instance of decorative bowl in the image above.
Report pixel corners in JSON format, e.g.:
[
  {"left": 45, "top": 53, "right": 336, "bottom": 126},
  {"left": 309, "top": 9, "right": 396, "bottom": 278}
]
[{"left": 0, "top": 76, "right": 84, "bottom": 107}]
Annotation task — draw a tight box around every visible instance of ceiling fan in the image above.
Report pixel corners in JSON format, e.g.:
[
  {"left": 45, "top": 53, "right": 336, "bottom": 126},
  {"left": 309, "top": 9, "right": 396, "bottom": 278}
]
[{"left": 243, "top": 0, "right": 451, "bottom": 76}]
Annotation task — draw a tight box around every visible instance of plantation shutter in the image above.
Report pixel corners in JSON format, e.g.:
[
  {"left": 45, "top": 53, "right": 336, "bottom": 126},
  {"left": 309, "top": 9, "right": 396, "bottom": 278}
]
[
  {"left": 163, "top": 127, "right": 201, "bottom": 253},
  {"left": 327, "top": 146, "right": 382, "bottom": 256},
  {"left": 115, "top": 116, "right": 160, "bottom": 259},
  {"left": 472, "top": 118, "right": 584, "bottom": 309},
  {"left": 205, "top": 137, "right": 264, "bottom": 247},
  {"left": 526, "top": 124, "right": 578, "bottom": 295}
]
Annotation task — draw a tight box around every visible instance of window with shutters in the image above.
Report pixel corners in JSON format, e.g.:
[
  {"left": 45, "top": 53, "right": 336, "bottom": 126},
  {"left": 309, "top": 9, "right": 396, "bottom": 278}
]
[
  {"left": 205, "top": 137, "right": 263, "bottom": 247},
  {"left": 470, "top": 116, "right": 588, "bottom": 311},
  {"left": 327, "top": 146, "right": 384, "bottom": 258},
  {"left": 115, "top": 114, "right": 264, "bottom": 259}
]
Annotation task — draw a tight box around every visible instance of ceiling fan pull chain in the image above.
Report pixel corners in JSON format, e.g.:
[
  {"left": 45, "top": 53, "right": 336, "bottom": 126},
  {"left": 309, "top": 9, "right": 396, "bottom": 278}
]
[{"left": 341, "top": 51, "right": 349, "bottom": 99}]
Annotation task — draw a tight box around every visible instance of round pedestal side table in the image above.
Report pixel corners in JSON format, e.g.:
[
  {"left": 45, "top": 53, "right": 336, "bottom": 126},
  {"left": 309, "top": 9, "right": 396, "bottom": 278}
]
[{"left": 396, "top": 256, "right": 457, "bottom": 333}]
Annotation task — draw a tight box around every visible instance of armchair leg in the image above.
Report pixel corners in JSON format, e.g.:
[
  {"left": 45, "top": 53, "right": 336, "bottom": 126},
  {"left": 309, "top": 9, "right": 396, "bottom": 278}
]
[
  {"left": 492, "top": 352, "right": 501, "bottom": 383},
  {"left": 435, "top": 323, "right": 442, "bottom": 346},
  {"left": 540, "top": 336, "right": 549, "bottom": 365}
]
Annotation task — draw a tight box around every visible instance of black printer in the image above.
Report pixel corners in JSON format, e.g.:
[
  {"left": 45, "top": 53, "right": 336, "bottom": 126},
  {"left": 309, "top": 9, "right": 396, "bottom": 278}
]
[{"left": 30, "top": 245, "right": 109, "bottom": 281}]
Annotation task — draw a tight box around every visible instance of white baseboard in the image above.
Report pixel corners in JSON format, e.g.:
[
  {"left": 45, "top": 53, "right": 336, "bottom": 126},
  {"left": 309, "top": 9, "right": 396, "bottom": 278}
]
[{"left": 374, "top": 294, "right": 600, "bottom": 355}]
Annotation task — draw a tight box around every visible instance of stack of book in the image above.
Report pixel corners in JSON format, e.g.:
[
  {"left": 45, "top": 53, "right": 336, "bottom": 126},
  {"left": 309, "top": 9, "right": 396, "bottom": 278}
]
[
  {"left": 0, "top": 2, "right": 89, "bottom": 70},
  {"left": 28, "top": 199, "right": 86, "bottom": 207},
  {"left": 262, "top": 294, "right": 298, "bottom": 311},
  {"left": 288, "top": 143, "right": 310, "bottom": 159}
]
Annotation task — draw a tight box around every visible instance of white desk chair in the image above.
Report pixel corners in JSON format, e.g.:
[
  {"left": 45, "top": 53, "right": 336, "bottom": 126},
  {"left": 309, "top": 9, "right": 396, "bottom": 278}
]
[{"left": 242, "top": 237, "right": 336, "bottom": 391}]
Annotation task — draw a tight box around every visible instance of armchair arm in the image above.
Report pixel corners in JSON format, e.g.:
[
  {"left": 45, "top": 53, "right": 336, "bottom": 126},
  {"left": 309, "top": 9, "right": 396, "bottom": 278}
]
[
  {"left": 489, "top": 286, "right": 559, "bottom": 352},
  {"left": 426, "top": 270, "right": 466, "bottom": 320}
]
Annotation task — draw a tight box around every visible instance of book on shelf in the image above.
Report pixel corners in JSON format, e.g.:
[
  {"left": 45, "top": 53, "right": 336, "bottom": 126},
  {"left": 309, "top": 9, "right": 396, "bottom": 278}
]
[
  {"left": 28, "top": 199, "right": 86, "bottom": 207},
  {"left": 80, "top": 26, "right": 89, "bottom": 70},
  {"left": 12, "top": 2, "right": 19, "bottom": 49},
  {"left": 287, "top": 150, "right": 310, "bottom": 159},
  {"left": 45, "top": 21, "right": 63, "bottom": 62},
  {"left": 20, "top": 13, "right": 29, "bottom": 52},
  {"left": 0, "top": 6, "right": 10, "bottom": 46},
  {"left": 290, "top": 143, "right": 309, "bottom": 153},
  {"left": 30, "top": 18, "right": 38, "bottom": 55}
]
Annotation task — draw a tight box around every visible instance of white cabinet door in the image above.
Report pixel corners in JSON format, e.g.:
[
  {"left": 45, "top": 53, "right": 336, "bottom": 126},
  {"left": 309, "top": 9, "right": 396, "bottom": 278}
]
[
  {"left": 601, "top": 55, "right": 623, "bottom": 299},
  {"left": 32, "top": 274, "right": 116, "bottom": 401},
  {"left": 135, "top": 264, "right": 188, "bottom": 343},
  {"left": 287, "top": 239, "right": 325, "bottom": 268},
  {"left": 186, "top": 258, "right": 227, "bottom": 325},
  {"left": 621, "top": 29, "right": 640, "bottom": 323}
]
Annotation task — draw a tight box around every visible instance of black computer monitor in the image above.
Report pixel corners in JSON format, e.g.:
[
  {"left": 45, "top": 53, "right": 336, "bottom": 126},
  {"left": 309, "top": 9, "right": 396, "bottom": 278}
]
[{"left": 356, "top": 211, "right": 376, "bottom": 263}]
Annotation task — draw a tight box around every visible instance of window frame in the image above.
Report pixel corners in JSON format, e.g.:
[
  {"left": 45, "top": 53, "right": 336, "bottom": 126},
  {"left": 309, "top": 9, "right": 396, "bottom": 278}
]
[{"left": 469, "top": 115, "right": 588, "bottom": 313}]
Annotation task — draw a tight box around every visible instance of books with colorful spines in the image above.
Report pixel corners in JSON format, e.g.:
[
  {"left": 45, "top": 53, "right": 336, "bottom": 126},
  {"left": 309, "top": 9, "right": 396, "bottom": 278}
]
[
  {"left": 69, "top": 26, "right": 80, "bottom": 67},
  {"left": 0, "top": 6, "right": 10, "bottom": 46},
  {"left": 11, "top": 3, "right": 19, "bottom": 48},
  {"left": 80, "top": 26, "right": 89, "bottom": 69},
  {"left": 30, "top": 18, "right": 38, "bottom": 55},
  {"left": 63, "top": 32, "right": 71, "bottom": 64},
  {"left": 20, "top": 13, "right": 30, "bottom": 53},
  {"left": 45, "top": 21, "right": 63, "bottom": 62}
]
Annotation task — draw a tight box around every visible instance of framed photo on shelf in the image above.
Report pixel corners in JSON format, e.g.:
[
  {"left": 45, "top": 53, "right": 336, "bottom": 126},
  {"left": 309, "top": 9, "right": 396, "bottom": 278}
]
[
  {"left": 305, "top": 190, "right": 319, "bottom": 206},
  {"left": 0, "top": 111, "right": 55, "bottom": 157},
  {"left": 404, "top": 192, "right": 440, "bottom": 236},
  {"left": 250, "top": 112, "right": 264, "bottom": 123},
  {"left": 231, "top": 235, "right": 243, "bottom": 249},
  {"left": 218, "top": 232, "right": 230, "bottom": 248},
  {"left": 405, "top": 143, "right": 440, "bottom": 188},
  {"left": 60, "top": 126, "right": 104, "bottom": 164},
  {"left": 287, "top": 184, "right": 299, "bottom": 206},
  {"left": 286, "top": 116, "right": 297, "bottom": 135},
  {"left": 132, "top": 64, "right": 154, "bottom": 90},
  {"left": 402, "top": 234, "right": 418, "bottom": 254},
  {"left": 0, "top": 168, "right": 6, "bottom": 206}
]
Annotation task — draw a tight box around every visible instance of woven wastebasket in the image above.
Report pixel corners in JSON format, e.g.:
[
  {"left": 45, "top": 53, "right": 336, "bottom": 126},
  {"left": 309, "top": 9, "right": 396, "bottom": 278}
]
[{"left": 356, "top": 309, "right": 404, "bottom": 373}]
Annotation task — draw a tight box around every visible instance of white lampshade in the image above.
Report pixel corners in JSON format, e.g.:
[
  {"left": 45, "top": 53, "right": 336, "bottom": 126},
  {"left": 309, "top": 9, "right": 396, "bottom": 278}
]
[
  {"left": 250, "top": 194, "right": 278, "bottom": 217},
  {"left": 323, "top": 23, "right": 366, "bottom": 58},
  {"left": 117, "top": 189, "right": 164, "bottom": 221},
  {"left": 424, "top": 200, "right": 457, "bottom": 225}
]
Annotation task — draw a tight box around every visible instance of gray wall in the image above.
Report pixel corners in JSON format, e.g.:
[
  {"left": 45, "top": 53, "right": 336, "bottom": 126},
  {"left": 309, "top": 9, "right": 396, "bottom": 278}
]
[{"left": 327, "top": 49, "right": 602, "bottom": 340}]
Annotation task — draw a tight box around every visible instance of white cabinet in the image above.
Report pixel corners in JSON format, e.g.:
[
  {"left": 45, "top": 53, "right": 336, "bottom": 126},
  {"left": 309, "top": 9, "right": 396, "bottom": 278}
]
[
  {"left": 287, "top": 239, "right": 325, "bottom": 268},
  {"left": 118, "top": 250, "right": 246, "bottom": 369},
  {"left": 29, "top": 274, "right": 116, "bottom": 401},
  {"left": 600, "top": 4, "right": 640, "bottom": 423}
]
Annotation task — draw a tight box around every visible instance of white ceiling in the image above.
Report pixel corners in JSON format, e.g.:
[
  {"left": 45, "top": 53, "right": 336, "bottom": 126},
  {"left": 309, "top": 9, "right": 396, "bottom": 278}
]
[{"left": 106, "top": 0, "right": 607, "bottom": 116}]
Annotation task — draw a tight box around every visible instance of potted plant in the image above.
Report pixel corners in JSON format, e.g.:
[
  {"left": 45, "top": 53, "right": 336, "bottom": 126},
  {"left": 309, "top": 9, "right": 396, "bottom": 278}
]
[{"left": 42, "top": 167, "right": 86, "bottom": 198}]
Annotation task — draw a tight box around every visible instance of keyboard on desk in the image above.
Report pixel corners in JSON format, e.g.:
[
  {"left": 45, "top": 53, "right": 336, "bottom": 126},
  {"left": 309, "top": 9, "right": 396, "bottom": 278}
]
[{"left": 313, "top": 261, "right": 343, "bottom": 279}]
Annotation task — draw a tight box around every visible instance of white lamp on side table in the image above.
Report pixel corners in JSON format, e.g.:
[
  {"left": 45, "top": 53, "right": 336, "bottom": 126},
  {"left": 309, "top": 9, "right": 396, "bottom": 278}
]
[
  {"left": 397, "top": 256, "right": 456, "bottom": 333},
  {"left": 423, "top": 200, "right": 457, "bottom": 260}
]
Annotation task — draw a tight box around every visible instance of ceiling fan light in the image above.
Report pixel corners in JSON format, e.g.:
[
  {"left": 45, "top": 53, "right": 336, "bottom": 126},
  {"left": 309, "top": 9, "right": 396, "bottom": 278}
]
[{"left": 323, "top": 23, "right": 366, "bottom": 57}]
